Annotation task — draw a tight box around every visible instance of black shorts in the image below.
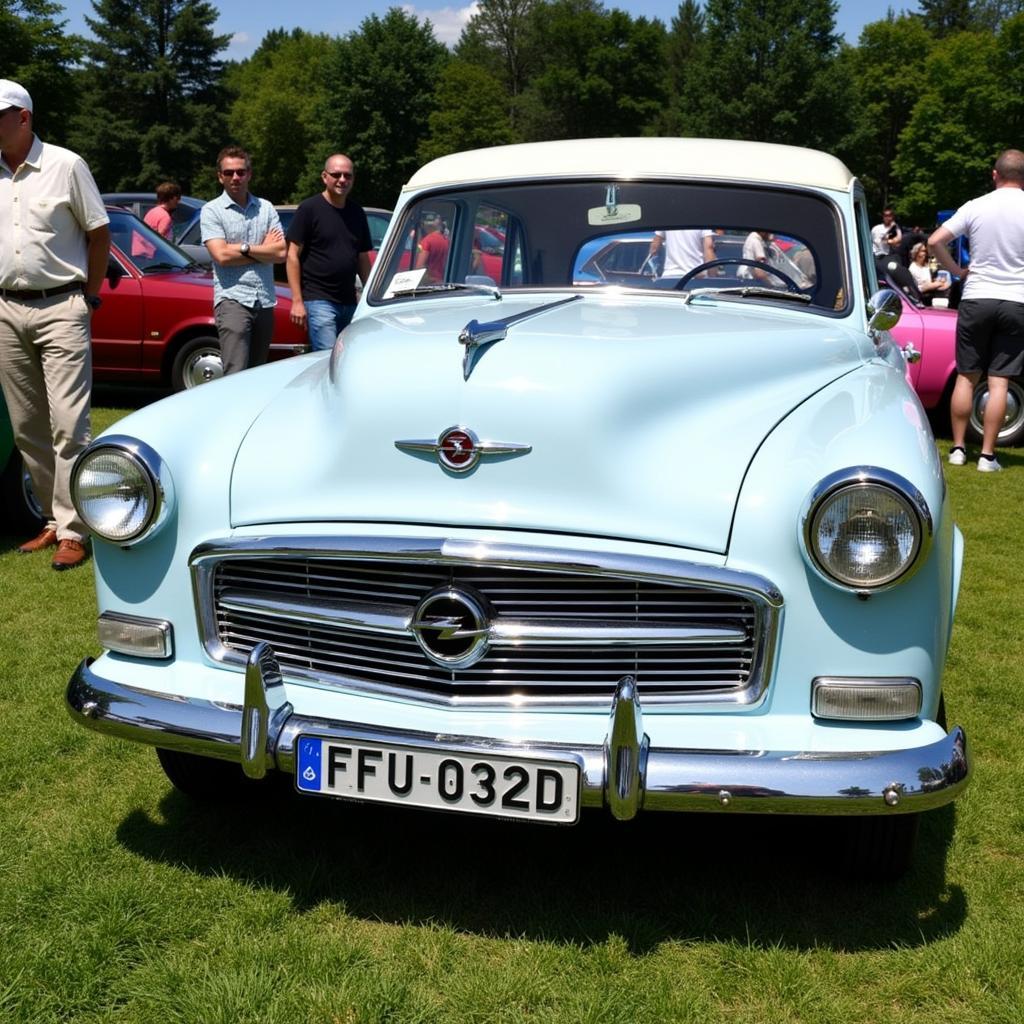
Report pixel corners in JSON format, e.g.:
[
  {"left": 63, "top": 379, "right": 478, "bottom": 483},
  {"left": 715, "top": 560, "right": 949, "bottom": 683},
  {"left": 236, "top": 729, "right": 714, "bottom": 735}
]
[{"left": 956, "top": 298, "right": 1024, "bottom": 377}]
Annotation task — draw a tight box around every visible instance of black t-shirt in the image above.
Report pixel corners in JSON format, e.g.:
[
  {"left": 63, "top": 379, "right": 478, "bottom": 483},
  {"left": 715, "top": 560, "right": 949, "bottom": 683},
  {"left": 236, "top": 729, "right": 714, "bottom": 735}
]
[{"left": 286, "top": 195, "right": 372, "bottom": 304}]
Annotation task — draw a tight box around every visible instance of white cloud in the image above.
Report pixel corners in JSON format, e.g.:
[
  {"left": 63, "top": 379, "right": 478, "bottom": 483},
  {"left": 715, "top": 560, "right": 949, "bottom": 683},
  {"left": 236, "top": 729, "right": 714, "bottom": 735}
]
[
  {"left": 229, "top": 31, "right": 251, "bottom": 49},
  {"left": 402, "top": 3, "right": 479, "bottom": 47}
]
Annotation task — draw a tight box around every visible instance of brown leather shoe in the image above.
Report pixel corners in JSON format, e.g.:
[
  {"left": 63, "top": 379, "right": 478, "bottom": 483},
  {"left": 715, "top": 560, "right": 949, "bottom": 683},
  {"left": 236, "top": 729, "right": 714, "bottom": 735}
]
[
  {"left": 52, "top": 538, "right": 88, "bottom": 571},
  {"left": 18, "top": 528, "right": 58, "bottom": 554}
]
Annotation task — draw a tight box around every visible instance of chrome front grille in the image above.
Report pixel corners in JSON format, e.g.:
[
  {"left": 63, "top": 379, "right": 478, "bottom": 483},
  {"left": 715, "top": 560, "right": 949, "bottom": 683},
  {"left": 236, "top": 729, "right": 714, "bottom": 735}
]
[{"left": 194, "top": 539, "right": 780, "bottom": 707}]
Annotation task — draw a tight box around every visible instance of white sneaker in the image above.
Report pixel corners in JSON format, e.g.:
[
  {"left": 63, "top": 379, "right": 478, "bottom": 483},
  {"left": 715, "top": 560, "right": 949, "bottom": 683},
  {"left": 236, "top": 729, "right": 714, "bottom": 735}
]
[
  {"left": 978, "top": 454, "right": 1002, "bottom": 472},
  {"left": 948, "top": 447, "right": 967, "bottom": 466}
]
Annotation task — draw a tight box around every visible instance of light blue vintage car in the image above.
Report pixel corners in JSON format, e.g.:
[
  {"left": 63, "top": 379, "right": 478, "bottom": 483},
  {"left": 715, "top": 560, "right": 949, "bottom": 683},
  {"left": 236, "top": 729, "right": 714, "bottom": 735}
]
[{"left": 67, "top": 139, "right": 969, "bottom": 878}]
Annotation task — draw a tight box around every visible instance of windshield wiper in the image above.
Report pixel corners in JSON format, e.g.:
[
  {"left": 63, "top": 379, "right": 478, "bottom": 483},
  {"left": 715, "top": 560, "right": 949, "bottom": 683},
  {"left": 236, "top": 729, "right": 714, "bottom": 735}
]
[
  {"left": 141, "top": 261, "right": 188, "bottom": 274},
  {"left": 391, "top": 282, "right": 502, "bottom": 299},
  {"left": 683, "top": 286, "right": 812, "bottom": 305}
]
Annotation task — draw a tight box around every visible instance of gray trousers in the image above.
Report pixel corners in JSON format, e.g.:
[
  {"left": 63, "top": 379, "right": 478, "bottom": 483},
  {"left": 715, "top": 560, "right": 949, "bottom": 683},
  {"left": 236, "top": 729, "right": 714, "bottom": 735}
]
[
  {"left": 0, "top": 292, "right": 92, "bottom": 541},
  {"left": 215, "top": 299, "right": 274, "bottom": 376}
]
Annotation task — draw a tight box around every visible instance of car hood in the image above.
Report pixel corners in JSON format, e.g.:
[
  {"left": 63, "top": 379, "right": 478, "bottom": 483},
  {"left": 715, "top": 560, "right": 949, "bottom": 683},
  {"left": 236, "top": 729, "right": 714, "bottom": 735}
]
[{"left": 230, "top": 294, "right": 867, "bottom": 553}]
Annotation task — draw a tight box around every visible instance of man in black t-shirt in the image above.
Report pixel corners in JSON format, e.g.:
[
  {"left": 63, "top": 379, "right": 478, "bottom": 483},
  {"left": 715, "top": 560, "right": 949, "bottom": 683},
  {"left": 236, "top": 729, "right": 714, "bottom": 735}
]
[{"left": 285, "top": 153, "right": 372, "bottom": 350}]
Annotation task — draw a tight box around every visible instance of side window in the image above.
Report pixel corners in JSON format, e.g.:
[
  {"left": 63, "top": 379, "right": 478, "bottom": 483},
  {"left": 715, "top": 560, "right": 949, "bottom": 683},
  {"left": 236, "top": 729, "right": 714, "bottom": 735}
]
[
  {"left": 469, "top": 205, "right": 509, "bottom": 286},
  {"left": 854, "top": 196, "right": 876, "bottom": 301}
]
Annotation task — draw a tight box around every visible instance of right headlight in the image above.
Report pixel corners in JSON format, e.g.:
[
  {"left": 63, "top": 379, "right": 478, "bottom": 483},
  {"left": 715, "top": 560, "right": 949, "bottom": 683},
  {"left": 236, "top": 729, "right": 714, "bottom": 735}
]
[
  {"left": 71, "top": 436, "right": 173, "bottom": 545},
  {"left": 802, "top": 468, "right": 932, "bottom": 593}
]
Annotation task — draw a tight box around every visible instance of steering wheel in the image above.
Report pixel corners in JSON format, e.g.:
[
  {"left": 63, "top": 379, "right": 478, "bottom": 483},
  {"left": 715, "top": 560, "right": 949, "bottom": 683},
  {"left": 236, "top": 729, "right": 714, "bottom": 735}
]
[{"left": 674, "top": 257, "right": 802, "bottom": 293}]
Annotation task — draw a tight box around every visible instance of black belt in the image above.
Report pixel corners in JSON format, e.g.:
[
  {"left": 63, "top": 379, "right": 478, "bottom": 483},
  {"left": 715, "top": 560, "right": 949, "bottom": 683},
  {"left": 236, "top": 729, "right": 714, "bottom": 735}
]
[{"left": 0, "top": 282, "right": 84, "bottom": 301}]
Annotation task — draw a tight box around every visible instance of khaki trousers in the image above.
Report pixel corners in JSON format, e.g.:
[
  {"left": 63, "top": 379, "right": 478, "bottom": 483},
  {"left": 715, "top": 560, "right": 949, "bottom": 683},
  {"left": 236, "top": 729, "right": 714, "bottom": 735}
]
[{"left": 0, "top": 292, "right": 92, "bottom": 541}]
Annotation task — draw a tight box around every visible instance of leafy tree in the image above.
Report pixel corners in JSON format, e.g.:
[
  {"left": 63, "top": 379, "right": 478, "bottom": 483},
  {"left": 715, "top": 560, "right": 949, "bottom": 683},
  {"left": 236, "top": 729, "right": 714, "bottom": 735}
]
[
  {"left": 516, "top": 0, "right": 668, "bottom": 141},
  {"left": 893, "top": 17, "right": 1024, "bottom": 222},
  {"left": 306, "top": 9, "right": 450, "bottom": 209},
  {"left": 917, "top": 0, "right": 975, "bottom": 36},
  {"left": 836, "top": 14, "right": 933, "bottom": 212},
  {"left": 417, "top": 61, "right": 518, "bottom": 164},
  {"left": 973, "top": 0, "right": 1024, "bottom": 30},
  {"left": 655, "top": 0, "right": 707, "bottom": 134},
  {"left": 0, "top": 0, "right": 82, "bottom": 146},
  {"left": 226, "top": 28, "right": 334, "bottom": 203},
  {"left": 457, "top": 0, "right": 537, "bottom": 129},
  {"left": 70, "top": 0, "right": 230, "bottom": 194},
  {"left": 681, "top": 0, "right": 846, "bottom": 150}
]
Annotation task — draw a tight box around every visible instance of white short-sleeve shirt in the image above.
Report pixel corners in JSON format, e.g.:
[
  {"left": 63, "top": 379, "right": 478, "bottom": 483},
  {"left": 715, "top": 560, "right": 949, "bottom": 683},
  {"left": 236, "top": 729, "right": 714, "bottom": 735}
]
[
  {"left": 942, "top": 186, "right": 1024, "bottom": 303},
  {"left": 0, "top": 135, "right": 109, "bottom": 290},
  {"left": 655, "top": 229, "right": 713, "bottom": 278}
]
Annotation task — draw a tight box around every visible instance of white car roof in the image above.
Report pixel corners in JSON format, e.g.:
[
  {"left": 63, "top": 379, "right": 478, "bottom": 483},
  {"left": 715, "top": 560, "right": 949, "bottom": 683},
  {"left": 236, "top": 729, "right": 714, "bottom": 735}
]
[{"left": 403, "top": 138, "right": 856, "bottom": 194}]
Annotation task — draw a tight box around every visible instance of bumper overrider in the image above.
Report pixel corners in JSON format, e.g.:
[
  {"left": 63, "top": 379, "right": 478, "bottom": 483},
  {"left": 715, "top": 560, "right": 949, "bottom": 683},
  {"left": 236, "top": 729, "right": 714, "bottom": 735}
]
[{"left": 66, "top": 643, "right": 969, "bottom": 820}]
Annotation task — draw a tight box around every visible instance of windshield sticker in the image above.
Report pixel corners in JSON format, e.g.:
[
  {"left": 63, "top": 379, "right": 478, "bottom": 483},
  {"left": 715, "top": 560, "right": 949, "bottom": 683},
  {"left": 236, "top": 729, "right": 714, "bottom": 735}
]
[
  {"left": 383, "top": 268, "right": 426, "bottom": 298},
  {"left": 587, "top": 204, "right": 642, "bottom": 226}
]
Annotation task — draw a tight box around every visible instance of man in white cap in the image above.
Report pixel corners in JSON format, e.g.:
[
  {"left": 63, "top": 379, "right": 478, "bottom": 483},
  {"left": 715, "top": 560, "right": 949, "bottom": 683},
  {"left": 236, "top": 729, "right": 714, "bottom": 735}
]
[{"left": 0, "top": 79, "right": 110, "bottom": 569}]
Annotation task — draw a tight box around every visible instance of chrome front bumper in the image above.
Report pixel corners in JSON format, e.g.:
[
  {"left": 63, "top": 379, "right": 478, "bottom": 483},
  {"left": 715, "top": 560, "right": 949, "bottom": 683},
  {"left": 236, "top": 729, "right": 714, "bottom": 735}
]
[{"left": 66, "top": 646, "right": 970, "bottom": 819}]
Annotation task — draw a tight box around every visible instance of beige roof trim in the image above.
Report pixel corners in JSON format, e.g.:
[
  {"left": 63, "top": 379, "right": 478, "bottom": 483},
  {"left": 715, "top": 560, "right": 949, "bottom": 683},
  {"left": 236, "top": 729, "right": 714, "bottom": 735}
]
[{"left": 403, "top": 138, "right": 855, "bottom": 194}]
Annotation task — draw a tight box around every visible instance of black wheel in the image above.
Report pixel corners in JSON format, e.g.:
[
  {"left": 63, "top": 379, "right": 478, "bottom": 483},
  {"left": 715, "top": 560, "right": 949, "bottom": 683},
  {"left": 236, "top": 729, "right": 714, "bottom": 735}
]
[
  {"left": 675, "top": 257, "right": 802, "bottom": 293},
  {"left": 967, "top": 377, "right": 1024, "bottom": 447},
  {"left": 0, "top": 446, "right": 44, "bottom": 536},
  {"left": 170, "top": 336, "right": 223, "bottom": 391},
  {"left": 840, "top": 814, "right": 920, "bottom": 881},
  {"left": 156, "top": 747, "right": 270, "bottom": 801}
]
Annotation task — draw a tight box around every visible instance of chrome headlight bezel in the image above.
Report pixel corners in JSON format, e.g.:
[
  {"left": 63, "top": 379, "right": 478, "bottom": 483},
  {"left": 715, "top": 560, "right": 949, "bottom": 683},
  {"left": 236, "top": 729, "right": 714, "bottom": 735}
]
[
  {"left": 800, "top": 467, "right": 933, "bottom": 594},
  {"left": 71, "top": 435, "right": 174, "bottom": 546}
]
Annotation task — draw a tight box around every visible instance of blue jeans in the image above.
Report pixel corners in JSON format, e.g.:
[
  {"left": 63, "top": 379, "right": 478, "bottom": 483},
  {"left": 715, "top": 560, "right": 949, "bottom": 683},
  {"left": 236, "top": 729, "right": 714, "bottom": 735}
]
[{"left": 305, "top": 299, "right": 357, "bottom": 352}]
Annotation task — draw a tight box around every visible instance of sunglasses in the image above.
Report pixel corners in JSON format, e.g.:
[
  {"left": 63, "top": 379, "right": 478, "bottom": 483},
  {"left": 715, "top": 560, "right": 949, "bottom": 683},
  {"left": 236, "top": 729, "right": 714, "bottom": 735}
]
[
  {"left": 325, "top": 170, "right": 353, "bottom": 180},
  {"left": 219, "top": 168, "right": 249, "bottom": 177}
]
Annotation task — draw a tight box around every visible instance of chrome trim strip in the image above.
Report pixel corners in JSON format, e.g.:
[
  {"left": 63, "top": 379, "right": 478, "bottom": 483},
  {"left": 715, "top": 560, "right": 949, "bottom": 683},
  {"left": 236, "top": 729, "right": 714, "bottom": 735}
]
[
  {"left": 220, "top": 591, "right": 413, "bottom": 635},
  {"left": 190, "top": 536, "right": 783, "bottom": 710},
  {"left": 66, "top": 658, "right": 970, "bottom": 816},
  {"left": 218, "top": 589, "right": 747, "bottom": 648},
  {"left": 605, "top": 676, "right": 648, "bottom": 821}
]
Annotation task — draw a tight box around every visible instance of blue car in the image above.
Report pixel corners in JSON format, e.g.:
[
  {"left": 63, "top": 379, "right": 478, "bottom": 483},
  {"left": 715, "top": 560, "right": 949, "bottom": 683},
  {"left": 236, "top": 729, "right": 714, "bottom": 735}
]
[{"left": 67, "top": 139, "right": 968, "bottom": 878}]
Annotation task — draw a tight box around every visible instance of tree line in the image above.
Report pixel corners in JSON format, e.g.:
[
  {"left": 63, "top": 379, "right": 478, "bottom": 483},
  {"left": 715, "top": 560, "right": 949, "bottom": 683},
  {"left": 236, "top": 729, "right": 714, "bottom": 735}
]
[{"left": 6, "top": 0, "right": 1024, "bottom": 224}]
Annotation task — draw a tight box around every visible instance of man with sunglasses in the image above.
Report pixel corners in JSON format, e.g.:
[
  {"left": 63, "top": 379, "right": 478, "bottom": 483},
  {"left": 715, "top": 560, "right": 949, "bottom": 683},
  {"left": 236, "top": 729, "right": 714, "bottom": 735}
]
[
  {"left": 200, "top": 146, "right": 285, "bottom": 375},
  {"left": 285, "top": 154, "right": 372, "bottom": 350}
]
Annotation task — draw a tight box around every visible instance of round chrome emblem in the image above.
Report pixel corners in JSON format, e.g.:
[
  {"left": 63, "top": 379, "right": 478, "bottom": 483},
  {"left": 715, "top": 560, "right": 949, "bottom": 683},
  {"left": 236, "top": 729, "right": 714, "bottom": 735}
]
[
  {"left": 411, "top": 586, "right": 490, "bottom": 668},
  {"left": 437, "top": 427, "right": 479, "bottom": 472}
]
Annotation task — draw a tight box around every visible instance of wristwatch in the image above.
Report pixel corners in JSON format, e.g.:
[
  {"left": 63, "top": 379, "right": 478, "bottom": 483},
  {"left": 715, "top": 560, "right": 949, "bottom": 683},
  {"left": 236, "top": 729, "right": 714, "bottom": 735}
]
[
  {"left": 85, "top": 294, "right": 102, "bottom": 310},
  {"left": 240, "top": 243, "right": 251, "bottom": 258}
]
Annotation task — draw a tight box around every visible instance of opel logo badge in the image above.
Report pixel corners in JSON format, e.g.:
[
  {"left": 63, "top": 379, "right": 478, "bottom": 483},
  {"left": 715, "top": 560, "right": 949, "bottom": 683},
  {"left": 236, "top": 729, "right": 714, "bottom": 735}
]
[
  {"left": 437, "top": 427, "right": 478, "bottom": 472},
  {"left": 411, "top": 586, "right": 491, "bottom": 668}
]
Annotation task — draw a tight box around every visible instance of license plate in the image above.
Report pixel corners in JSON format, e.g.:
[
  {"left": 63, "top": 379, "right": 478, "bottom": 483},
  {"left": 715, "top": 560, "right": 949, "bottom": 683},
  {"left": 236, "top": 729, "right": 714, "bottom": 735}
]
[{"left": 296, "top": 737, "right": 580, "bottom": 824}]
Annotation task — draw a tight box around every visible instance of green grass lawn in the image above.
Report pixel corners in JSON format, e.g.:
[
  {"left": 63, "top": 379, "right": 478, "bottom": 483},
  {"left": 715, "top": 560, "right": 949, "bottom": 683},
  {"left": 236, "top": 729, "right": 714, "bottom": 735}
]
[{"left": 1, "top": 400, "right": 1022, "bottom": 1023}]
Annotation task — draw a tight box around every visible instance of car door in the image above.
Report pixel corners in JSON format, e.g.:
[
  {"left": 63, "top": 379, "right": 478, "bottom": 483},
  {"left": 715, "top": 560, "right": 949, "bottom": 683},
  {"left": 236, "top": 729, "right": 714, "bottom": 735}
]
[{"left": 90, "top": 250, "right": 145, "bottom": 376}]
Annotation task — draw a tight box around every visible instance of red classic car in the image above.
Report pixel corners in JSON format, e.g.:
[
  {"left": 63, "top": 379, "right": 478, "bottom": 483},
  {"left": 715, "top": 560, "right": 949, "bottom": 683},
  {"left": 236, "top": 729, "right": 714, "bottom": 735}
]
[{"left": 97, "top": 208, "right": 308, "bottom": 390}]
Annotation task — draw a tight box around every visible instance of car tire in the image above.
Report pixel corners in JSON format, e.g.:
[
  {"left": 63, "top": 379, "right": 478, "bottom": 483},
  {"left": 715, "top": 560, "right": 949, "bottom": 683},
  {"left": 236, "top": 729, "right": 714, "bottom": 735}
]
[
  {"left": 1, "top": 446, "right": 45, "bottom": 536},
  {"left": 968, "top": 377, "right": 1024, "bottom": 447},
  {"left": 156, "top": 747, "right": 271, "bottom": 801},
  {"left": 170, "top": 336, "right": 223, "bottom": 391},
  {"left": 840, "top": 813, "right": 920, "bottom": 881}
]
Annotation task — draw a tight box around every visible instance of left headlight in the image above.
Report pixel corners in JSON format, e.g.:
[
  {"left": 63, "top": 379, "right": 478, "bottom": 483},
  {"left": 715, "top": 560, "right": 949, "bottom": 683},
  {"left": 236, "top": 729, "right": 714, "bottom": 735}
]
[
  {"left": 71, "top": 436, "right": 173, "bottom": 545},
  {"left": 802, "top": 468, "right": 932, "bottom": 593}
]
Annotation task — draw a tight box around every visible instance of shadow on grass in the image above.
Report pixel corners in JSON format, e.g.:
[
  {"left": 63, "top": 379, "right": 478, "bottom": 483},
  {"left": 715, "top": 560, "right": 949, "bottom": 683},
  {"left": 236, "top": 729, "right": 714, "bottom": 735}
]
[{"left": 117, "top": 777, "right": 965, "bottom": 954}]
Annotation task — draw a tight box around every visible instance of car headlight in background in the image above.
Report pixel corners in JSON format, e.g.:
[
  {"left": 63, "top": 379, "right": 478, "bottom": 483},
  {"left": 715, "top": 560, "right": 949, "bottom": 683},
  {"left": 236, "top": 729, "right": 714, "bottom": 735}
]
[
  {"left": 71, "top": 436, "right": 173, "bottom": 545},
  {"left": 802, "top": 468, "right": 932, "bottom": 593}
]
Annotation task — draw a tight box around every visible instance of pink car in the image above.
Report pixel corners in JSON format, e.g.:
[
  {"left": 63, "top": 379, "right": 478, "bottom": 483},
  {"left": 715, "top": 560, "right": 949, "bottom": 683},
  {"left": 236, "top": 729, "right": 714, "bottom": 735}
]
[{"left": 888, "top": 277, "right": 1024, "bottom": 447}]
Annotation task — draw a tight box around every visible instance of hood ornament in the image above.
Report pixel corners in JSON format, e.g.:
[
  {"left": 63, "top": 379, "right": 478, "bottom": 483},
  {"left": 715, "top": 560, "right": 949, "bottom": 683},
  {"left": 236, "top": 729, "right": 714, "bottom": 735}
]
[
  {"left": 459, "top": 294, "right": 582, "bottom": 380},
  {"left": 395, "top": 425, "right": 531, "bottom": 473}
]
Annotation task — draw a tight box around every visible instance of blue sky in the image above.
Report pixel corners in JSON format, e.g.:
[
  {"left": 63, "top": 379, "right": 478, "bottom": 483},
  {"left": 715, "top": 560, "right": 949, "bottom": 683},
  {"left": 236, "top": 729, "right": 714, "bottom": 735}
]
[{"left": 55, "top": 1, "right": 917, "bottom": 58}]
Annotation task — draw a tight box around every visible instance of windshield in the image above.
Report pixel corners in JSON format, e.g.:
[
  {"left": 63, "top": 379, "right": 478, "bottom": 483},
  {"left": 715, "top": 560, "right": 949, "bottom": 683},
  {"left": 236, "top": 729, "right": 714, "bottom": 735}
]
[
  {"left": 370, "top": 181, "right": 847, "bottom": 314},
  {"left": 108, "top": 209, "right": 195, "bottom": 273}
]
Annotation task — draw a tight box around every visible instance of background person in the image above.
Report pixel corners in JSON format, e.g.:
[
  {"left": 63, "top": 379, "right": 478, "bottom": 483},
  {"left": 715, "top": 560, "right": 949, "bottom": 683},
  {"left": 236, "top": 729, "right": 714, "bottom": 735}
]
[
  {"left": 648, "top": 229, "right": 716, "bottom": 282},
  {"left": 285, "top": 153, "right": 372, "bottom": 351},
  {"left": 415, "top": 213, "right": 449, "bottom": 283},
  {"left": 0, "top": 79, "right": 110, "bottom": 571},
  {"left": 908, "top": 243, "right": 951, "bottom": 304},
  {"left": 200, "top": 146, "right": 285, "bottom": 375},
  {"left": 143, "top": 181, "right": 181, "bottom": 240},
  {"left": 930, "top": 148, "right": 1024, "bottom": 472},
  {"left": 871, "top": 207, "right": 902, "bottom": 259}
]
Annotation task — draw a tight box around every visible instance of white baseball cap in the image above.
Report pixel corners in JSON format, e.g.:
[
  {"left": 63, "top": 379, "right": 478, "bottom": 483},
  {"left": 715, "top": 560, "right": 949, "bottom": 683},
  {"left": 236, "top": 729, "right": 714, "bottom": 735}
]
[{"left": 0, "top": 80, "right": 33, "bottom": 114}]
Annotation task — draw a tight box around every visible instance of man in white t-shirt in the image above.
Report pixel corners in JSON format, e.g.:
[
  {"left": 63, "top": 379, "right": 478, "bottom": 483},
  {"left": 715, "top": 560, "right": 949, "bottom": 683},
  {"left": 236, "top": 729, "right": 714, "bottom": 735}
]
[
  {"left": 648, "top": 229, "right": 715, "bottom": 282},
  {"left": 738, "top": 230, "right": 778, "bottom": 283},
  {"left": 930, "top": 149, "right": 1024, "bottom": 472},
  {"left": 871, "top": 208, "right": 902, "bottom": 258}
]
